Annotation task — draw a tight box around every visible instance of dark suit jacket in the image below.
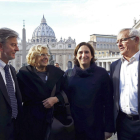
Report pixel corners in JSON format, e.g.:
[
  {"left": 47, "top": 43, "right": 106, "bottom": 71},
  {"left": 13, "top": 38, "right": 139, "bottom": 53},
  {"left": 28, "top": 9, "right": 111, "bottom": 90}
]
[
  {"left": 0, "top": 65, "right": 22, "bottom": 140},
  {"left": 110, "top": 58, "right": 140, "bottom": 130}
]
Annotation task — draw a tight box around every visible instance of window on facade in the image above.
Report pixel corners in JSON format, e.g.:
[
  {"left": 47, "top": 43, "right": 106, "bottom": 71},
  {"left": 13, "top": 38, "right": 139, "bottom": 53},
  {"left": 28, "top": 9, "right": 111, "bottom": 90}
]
[
  {"left": 68, "top": 44, "right": 71, "bottom": 48},
  {"left": 102, "top": 52, "right": 104, "bottom": 54},
  {"left": 59, "top": 45, "right": 62, "bottom": 48},
  {"left": 100, "top": 44, "right": 102, "bottom": 49},
  {"left": 69, "top": 55, "right": 71, "bottom": 59},
  {"left": 52, "top": 55, "right": 55, "bottom": 60},
  {"left": 52, "top": 44, "right": 55, "bottom": 48}
]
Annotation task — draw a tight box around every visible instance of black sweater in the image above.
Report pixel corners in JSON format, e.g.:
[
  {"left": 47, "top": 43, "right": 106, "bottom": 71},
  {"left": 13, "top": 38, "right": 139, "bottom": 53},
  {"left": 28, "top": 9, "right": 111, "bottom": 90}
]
[{"left": 65, "top": 63, "right": 114, "bottom": 138}]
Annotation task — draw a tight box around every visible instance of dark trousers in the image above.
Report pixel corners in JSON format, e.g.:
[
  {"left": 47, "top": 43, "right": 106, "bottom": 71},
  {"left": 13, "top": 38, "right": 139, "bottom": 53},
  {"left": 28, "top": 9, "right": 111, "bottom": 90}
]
[
  {"left": 7, "top": 118, "right": 17, "bottom": 140},
  {"left": 75, "top": 131, "right": 93, "bottom": 140},
  {"left": 117, "top": 111, "right": 140, "bottom": 140},
  {"left": 75, "top": 129, "right": 104, "bottom": 140}
]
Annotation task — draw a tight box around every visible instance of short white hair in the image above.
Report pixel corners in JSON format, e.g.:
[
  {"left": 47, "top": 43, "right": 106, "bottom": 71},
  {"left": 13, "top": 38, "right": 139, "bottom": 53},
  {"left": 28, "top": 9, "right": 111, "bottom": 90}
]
[
  {"left": 119, "top": 28, "right": 140, "bottom": 40},
  {"left": 118, "top": 28, "right": 140, "bottom": 47}
]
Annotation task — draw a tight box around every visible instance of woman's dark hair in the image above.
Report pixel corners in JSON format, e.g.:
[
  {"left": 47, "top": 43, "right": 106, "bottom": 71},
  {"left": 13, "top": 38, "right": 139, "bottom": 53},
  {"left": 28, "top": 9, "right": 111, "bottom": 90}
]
[{"left": 74, "top": 42, "right": 96, "bottom": 66}]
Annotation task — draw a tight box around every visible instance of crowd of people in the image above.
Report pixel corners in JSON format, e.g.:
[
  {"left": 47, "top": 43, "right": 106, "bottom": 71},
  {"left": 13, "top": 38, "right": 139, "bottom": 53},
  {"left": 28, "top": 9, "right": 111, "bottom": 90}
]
[{"left": 0, "top": 27, "right": 140, "bottom": 140}]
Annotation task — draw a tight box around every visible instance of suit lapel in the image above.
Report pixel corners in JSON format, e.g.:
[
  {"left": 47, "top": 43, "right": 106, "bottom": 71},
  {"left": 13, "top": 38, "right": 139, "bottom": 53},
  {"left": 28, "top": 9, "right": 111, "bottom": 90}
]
[
  {"left": 0, "top": 72, "right": 11, "bottom": 106},
  {"left": 138, "top": 57, "right": 140, "bottom": 114},
  {"left": 113, "top": 59, "right": 122, "bottom": 110}
]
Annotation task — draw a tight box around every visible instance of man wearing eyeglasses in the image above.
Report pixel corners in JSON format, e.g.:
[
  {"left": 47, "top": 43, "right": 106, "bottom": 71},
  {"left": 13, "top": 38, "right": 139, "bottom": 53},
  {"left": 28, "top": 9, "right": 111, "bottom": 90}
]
[
  {"left": 0, "top": 28, "right": 22, "bottom": 140},
  {"left": 110, "top": 28, "right": 140, "bottom": 140}
]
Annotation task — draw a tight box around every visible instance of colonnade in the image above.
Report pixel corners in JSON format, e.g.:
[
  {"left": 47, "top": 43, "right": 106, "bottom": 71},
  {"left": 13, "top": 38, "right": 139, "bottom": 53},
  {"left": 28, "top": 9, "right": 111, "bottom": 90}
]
[
  {"left": 95, "top": 61, "right": 111, "bottom": 71},
  {"left": 95, "top": 54, "right": 121, "bottom": 71}
]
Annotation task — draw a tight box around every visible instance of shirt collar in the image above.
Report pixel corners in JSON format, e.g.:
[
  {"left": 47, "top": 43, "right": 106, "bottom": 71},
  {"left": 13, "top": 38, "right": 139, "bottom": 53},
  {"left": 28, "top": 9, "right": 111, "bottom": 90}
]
[
  {"left": 121, "top": 50, "right": 140, "bottom": 63},
  {"left": 0, "top": 59, "right": 7, "bottom": 69}
]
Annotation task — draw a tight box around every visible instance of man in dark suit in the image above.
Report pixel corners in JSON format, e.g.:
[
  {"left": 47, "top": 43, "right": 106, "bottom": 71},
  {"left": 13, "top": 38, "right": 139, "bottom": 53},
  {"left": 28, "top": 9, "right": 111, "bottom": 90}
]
[
  {"left": 110, "top": 28, "right": 140, "bottom": 140},
  {"left": 0, "top": 28, "right": 22, "bottom": 140}
]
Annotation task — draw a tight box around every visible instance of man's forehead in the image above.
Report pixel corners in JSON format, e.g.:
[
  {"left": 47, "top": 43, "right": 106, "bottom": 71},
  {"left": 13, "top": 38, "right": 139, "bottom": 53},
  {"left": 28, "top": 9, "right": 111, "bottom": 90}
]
[
  {"left": 6, "top": 37, "right": 18, "bottom": 43},
  {"left": 117, "top": 30, "right": 129, "bottom": 39}
]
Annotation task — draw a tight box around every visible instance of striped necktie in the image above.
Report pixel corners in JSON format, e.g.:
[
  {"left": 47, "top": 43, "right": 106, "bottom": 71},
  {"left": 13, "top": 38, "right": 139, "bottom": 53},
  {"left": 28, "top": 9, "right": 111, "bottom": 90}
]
[{"left": 4, "top": 65, "right": 18, "bottom": 119}]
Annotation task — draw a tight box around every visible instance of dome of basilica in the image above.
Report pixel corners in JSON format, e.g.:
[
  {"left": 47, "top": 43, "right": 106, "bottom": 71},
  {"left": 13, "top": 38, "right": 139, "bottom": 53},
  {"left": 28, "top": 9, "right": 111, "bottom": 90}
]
[{"left": 32, "top": 15, "right": 55, "bottom": 38}]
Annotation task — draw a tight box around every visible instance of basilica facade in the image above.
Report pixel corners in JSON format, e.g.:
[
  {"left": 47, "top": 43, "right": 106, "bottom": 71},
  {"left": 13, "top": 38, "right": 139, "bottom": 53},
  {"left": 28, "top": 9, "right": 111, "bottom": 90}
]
[{"left": 10, "top": 15, "right": 76, "bottom": 71}]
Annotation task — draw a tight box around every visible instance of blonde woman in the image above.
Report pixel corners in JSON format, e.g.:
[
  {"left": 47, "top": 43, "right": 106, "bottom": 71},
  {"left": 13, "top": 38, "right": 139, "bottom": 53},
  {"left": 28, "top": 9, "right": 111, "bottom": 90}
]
[{"left": 17, "top": 45, "right": 67, "bottom": 140}]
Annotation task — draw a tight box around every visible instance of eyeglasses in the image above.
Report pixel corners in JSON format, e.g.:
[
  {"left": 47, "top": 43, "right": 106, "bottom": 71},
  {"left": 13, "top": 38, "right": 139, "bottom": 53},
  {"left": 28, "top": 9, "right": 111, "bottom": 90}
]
[
  {"left": 38, "top": 53, "right": 50, "bottom": 57},
  {"left": 116, "top": 36, "right": 136, "bottom": 45}
]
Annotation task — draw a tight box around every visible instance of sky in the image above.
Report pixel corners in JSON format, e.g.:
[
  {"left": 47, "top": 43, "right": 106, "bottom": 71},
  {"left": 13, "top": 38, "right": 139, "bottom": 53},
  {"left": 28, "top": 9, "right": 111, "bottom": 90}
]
[{"left": 0, "top": 0, "right": 140, "bottom": 44}]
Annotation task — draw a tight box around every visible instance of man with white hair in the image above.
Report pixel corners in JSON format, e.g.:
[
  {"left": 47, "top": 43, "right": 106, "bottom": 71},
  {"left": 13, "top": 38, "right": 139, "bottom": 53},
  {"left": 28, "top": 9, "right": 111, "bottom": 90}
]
[
  {"left": 0, "top": 28, "right": 22, "bottom": 140},
  {"left": 110, "top": 28, "right": 140, "bottom": 140}
]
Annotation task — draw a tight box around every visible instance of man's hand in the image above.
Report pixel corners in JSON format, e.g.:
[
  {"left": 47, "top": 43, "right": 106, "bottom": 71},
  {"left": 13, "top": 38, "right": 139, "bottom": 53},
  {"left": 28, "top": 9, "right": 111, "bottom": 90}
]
[
  {"left": 42, "top": 97, "right": 58, "bottom": 108},
  {"left": 104, "top": 132, "right": 113, "bottom": 140}
]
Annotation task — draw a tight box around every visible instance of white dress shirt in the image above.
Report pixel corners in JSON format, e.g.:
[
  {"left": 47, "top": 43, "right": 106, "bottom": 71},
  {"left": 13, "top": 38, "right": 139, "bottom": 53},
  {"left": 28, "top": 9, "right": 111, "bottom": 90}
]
[
  {"left": 119, "top": 51, "right": 140, "bottom": 115},
  {"left": 0, "top": 59, "right": 15, "bottom": 92}
]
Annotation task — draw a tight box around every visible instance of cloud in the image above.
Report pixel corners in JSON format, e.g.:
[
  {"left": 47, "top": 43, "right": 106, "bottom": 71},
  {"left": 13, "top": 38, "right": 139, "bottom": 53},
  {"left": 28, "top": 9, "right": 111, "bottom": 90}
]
[{"left": 0, "top": 0, "right": 72, "bottom": 3}]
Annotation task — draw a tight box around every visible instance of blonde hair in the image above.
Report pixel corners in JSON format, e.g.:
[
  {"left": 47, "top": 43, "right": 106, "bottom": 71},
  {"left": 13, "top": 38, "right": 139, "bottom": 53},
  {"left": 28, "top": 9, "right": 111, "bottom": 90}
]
[{"left": 26, "top": 45, "right": 50, "bottom": 66}]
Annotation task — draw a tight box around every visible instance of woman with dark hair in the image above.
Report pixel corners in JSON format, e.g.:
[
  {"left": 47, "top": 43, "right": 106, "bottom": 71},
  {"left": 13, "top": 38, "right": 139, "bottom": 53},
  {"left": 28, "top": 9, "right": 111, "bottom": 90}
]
[
  {"left": 65, "top": 42, "right": 114, "bottom": 140},
  {"left": 17, "top": 45, "right": 67, "bottom": 140}
]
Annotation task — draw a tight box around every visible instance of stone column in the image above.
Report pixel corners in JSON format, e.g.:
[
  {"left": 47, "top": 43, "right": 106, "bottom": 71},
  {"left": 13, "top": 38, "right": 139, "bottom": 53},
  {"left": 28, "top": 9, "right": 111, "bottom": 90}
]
[
  {"left": 56, "top": 54, "right": 59, "bottom": 64},
  {"left": 102, "top": 62, "right": 106, "bottom": 69},
  {"left": 106, "top": 62, "right": 110, "bottom": 71},
  {"left": 97, "top": 61, "right": 100, "bottom": 66},
  {"left": 63, "top": 54, "right": 66, "bottom": 71}
]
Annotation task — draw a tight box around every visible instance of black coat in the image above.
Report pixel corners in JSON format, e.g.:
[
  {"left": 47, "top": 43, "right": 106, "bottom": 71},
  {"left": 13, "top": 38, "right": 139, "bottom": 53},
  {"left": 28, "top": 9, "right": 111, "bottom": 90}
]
[
  {"left": 0, "top": 65, "right": 23, "bottom": 140},
  {"left": 17, "top": 65, "right": 67, "bottom": 140},
  {"left": 65, "top": 63, "right": 114, "bottom": 139}
]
